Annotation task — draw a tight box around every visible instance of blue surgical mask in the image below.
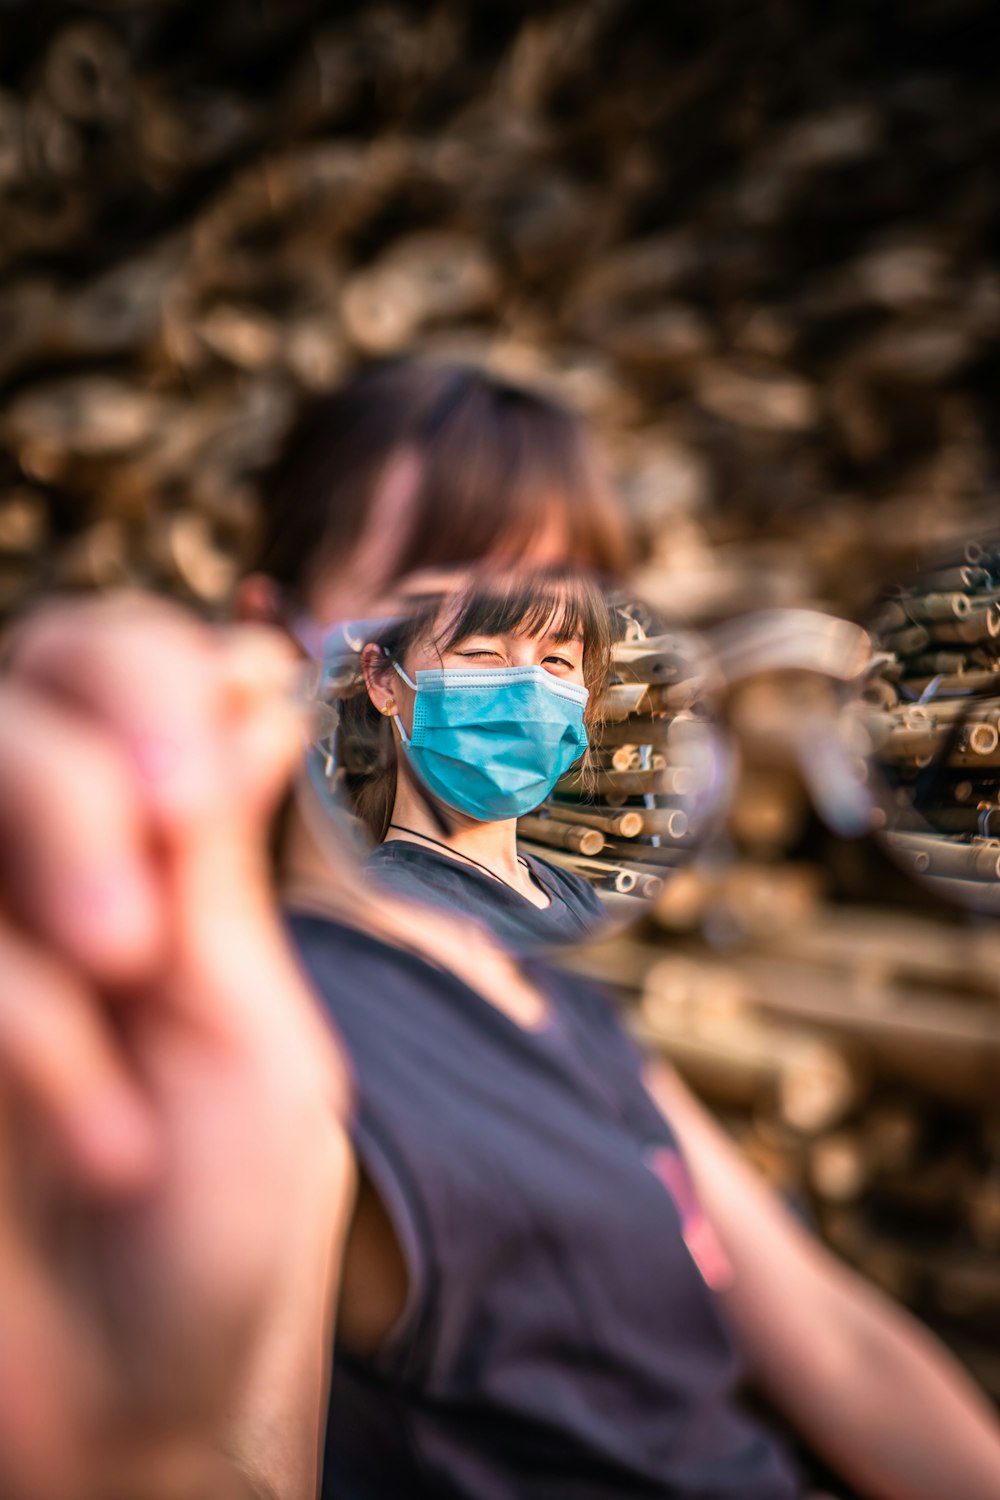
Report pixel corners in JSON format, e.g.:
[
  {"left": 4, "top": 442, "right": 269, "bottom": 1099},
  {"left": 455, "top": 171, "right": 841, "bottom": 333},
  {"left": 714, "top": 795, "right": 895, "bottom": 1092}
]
[{"left": 392, "top": 663, "right": 589, "bottom": 822}]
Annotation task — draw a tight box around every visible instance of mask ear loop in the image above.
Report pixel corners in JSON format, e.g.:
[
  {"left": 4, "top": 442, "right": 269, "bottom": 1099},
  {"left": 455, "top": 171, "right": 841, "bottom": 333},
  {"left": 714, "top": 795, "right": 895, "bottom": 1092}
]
[
  {"left": 384, "top": 651, "right": 454, "bottom": 837},
  {"left": 391, "top": 661, "right": 416, "bottom": 745}
]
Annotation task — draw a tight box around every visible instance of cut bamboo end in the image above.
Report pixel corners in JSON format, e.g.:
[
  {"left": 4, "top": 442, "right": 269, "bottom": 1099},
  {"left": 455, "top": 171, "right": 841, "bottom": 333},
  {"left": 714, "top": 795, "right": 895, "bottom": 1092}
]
[{"left": 518, "top": 815, "right": 605, "bottom": 856}]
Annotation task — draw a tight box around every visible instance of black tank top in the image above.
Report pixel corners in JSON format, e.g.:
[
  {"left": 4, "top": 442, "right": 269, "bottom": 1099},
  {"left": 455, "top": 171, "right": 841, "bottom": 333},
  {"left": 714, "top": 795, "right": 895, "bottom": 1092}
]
[
  {"left": 366, "top": 841, "right": 606, "bottom": 948},
  {"left": 288, "top": 914, "right": 802, "bottom": 1500}
]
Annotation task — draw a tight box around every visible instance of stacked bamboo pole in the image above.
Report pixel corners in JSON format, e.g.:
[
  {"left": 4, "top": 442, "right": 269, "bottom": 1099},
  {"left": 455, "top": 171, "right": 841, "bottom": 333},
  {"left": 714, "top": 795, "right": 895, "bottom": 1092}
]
[
  {"left": 517, "top": 623, "right": 716, "bottom": 907},
  {"left": 861, "top": 544, "right": 1000, "bottom": 912}
]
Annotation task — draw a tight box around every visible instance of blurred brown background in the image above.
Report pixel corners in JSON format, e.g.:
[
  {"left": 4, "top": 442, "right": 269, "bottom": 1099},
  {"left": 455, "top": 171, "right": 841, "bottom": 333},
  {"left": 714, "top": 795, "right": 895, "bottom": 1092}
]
[
  {"left": 2, "top": 0, "right": 999, "bottom": 617},
  {"left": 1, "top": 0, "right": 998, "bottom": 1416}
]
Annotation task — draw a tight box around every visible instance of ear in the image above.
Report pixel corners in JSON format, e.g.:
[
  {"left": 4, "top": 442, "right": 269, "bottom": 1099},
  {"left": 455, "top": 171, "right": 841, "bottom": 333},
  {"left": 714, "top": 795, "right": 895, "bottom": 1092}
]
[
  {"left": 361, "top": 642, "right": 399, "bottom": 718},
  {"left": 235, "top": 573, "right": 283, "bottom": 625}
]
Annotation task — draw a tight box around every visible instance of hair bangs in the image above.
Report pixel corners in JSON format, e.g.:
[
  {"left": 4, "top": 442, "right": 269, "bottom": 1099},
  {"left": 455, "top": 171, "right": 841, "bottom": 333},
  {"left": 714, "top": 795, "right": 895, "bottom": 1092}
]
[
  {"left": 428, "top": 569, "right": 614, "bottom": 713},
  {"left": 436, "top": 571, "right": 585, "bottom": 645}
]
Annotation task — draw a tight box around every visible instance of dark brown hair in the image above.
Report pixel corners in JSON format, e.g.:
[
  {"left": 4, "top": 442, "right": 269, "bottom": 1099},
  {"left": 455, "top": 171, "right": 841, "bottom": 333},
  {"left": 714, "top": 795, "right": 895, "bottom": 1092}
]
[{"left": 253, "top": 357, "right": 632, "bottom": 605}]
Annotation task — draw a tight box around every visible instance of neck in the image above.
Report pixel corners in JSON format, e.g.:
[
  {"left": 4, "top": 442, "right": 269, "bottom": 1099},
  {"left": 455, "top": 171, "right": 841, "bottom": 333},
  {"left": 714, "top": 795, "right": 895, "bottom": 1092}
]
[
  {"left": 386, "top": 767, "right": 551, "bottom": 909},
  {"left": 388, "top": 776, "right": 525, "bottom": 886}
]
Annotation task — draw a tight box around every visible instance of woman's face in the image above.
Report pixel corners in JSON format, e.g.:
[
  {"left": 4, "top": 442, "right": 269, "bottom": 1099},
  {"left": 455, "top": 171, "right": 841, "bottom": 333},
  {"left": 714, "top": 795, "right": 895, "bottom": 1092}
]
[
  {"left": 388, "top": 616, "right": 586, "bottom": 736},
  {"left": 407, "top": 623, "right": 585, "bottom": 681}
]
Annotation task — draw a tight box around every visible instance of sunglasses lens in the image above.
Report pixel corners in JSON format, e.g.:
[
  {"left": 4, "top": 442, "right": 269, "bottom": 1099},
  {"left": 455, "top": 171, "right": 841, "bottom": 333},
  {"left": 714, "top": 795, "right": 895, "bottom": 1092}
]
[{"left": 301, "top": 568, "right": 728, "bottom": 955}]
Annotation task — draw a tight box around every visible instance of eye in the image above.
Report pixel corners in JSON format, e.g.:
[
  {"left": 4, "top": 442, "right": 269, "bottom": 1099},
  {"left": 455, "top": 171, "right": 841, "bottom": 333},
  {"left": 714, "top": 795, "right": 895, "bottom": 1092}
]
[
  {"left": 460, "top": 649, "right": 504, "bottom": 662},
  {"left": 543, "top": 653, "right": 576, "bottom": 670}
]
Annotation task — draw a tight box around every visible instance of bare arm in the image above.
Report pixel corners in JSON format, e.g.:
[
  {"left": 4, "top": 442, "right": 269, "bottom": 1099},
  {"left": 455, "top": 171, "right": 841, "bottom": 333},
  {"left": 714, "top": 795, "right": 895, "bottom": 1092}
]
[
  {"left": 225, "top": 1130, "right": 358, "bottom": 1500},
  {"left": 644, "top": 1061, "right": 1000, "bottom": 1500}
]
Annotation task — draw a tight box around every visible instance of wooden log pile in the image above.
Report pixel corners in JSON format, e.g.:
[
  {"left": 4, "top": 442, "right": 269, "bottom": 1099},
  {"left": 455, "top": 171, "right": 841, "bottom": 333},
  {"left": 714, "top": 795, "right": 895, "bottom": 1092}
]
[
  {"left": 1, "top": 0, "right": 1000, "bottom": 625},
  {"left": 567, "top": 605, "right": 1000, "bottom": 1398},
  {"left": 3, "top": 0, "right": 1000, "bottom": 1408},
  {"left": 518, "top": 615, "right": 721, "bottom": 904},
  {"left": 861, "top": 542, "right": 1000, "bottom": 908}
]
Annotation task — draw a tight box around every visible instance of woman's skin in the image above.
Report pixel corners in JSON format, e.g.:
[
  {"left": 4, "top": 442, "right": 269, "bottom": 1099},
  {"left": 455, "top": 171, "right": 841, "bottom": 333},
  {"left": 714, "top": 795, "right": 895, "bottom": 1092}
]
[
  {"left": 364, "top": 618, "right": 587, "bottom": 907},
  {"left": 4, "top": 591, "right": 1000, "bottom": 1500}
]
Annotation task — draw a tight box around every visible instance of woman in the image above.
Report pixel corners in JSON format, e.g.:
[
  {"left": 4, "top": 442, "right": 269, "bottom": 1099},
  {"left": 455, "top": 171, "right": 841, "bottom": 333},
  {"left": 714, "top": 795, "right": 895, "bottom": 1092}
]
[
  {"left": 244, "top": 357, "right": 631, "bottom": 953},
  {"left": 249, "top": 359, "right": 1000, "bottom": 1500},
  {"left": 343, "top": 567, "right": 613, "bottom": 946},
  {"left": 2, "top": 359, "right": 999, "bottom": 1500}
]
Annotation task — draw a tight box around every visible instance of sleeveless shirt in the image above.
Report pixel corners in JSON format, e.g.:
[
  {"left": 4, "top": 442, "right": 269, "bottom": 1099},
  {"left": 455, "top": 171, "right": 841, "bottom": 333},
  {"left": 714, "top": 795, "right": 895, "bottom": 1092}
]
[
  {"left": 366, "top": 841, "right": 606, "bottom": 948},
  {"left": 288, "top": 914, "right": 802, "bottom": 1500}
]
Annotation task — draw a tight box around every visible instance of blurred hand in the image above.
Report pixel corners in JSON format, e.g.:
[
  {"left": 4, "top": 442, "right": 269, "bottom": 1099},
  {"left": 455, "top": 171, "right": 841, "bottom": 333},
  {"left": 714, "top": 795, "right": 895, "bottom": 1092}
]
[{"left": 0, "top": 595, "right": 354, "bottom": 1500}]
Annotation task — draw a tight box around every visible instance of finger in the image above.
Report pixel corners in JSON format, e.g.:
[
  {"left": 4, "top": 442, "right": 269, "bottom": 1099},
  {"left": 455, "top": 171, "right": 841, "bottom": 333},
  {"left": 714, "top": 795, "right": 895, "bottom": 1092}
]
[
  {"left": 17, "top": 607, "right": 306, "bottom": 967},
  {"left": 0, "top": 685, "right": 164, "bottom": 985},
  {"left": 17, "top": 600, "right": 302, "bottom": 834},
  {"left": 15, "top": 601, "right": 310, "bottom": 1000},
  {"left": 0, "top": 919, "right": 159, "bottom": 1192},
  {"left": 11, "top": 598, "right": 332, "bottom": 1075},
  {"left": 12, "top": 596, "right": 227, "bottom": 827}
]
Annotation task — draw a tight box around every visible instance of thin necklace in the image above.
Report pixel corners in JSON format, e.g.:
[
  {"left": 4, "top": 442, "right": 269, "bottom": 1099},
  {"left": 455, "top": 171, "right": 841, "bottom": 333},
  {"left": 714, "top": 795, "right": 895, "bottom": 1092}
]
[{"left": 387, "top": 821, "right": 532, "bottom": 892}]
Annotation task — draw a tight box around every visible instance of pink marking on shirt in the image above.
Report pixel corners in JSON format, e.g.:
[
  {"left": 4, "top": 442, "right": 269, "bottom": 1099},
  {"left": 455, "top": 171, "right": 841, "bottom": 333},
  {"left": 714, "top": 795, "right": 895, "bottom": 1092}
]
[{"left": 646, "top": 1146, "right": 735, "bottom": 1292}]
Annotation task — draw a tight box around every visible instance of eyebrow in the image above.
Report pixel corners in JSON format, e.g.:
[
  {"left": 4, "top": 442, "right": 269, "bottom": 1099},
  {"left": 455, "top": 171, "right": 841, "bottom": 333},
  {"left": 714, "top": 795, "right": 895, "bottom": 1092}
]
[{"left": 538, "top": 630, "right": 584, "bottom": 646}]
